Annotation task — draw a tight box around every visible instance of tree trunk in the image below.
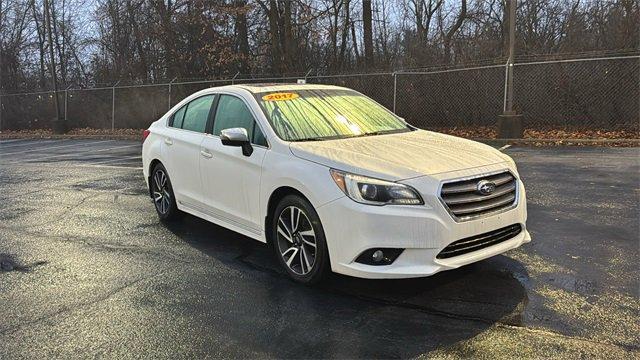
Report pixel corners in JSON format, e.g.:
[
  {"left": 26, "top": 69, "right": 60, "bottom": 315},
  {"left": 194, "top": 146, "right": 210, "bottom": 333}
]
[
  {"left": 126, "top": 0, "right": 149, "bottom": 78},
  {"left": 330, "top": 0, "right": 340, "bottom": 69},
  {"left": 338, "top": 0, "right": 350, "bottom": 69},
  {"left": 31, "top": 0, "right": 47, "bottom": 88},
  {"left": 234, "top": 0, "right": 250, "bottom": 74},
  {"left": 267, "top": 0, "right": 281, "bottom": 73},
  {"left": 50, "top": 0, "right": 66, "bottom": 84},
  {"left": 362, "top": 0, "right": 374, "bottom": 68},
  {"left": 283, "top": 0, "right": 294, "bottom": 72},
  {"left": 351, "top": 20, "right": 359, "bottom": 66},
  {"left": 0, "top": 0, "right": 3, "bottom": 93},
  {"left": 153, "top": 0, "right": 176, "bottom": 78},
  {"left": 43, "top": 0, "right": 61, "bottom": 120},
  {"left": 442, "top": 0, "right": 467, "bottom": 63}
]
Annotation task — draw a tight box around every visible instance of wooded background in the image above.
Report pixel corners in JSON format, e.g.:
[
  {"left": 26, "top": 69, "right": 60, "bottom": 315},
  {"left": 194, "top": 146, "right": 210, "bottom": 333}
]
[
  {"left": 0, "top": 1, "right": 638, "bottom": 134},
  {"left": 0, "top": 0, "right": 638, "bottom": 89}
]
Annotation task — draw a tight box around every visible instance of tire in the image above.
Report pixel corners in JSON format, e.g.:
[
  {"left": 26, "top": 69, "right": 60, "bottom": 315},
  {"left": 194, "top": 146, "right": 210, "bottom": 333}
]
[
  {"left": 150, "top": 163, "right": 181, "bottom": 222},
  {"left": 271, "top": 194, "right": 330, "bottom": 284}
]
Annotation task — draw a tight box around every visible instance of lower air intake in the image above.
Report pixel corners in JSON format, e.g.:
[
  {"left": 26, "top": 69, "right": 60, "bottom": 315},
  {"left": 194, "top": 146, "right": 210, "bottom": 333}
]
[{"left": 436, "top": 224, "right": 522, "bottom": 259}]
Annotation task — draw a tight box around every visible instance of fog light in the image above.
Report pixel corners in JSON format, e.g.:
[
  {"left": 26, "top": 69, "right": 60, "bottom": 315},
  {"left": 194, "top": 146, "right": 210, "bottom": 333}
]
[
  {"left": 372, "top": 250, "right": 384, "bottom": 262},
  {"left": 355, "top": 248, "right": 404, "bottom": 266}
]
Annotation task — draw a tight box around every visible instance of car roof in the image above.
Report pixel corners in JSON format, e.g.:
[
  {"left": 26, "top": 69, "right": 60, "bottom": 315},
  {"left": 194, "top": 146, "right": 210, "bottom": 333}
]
[{"left": 231, "top": 83, "right": 349, "bottom": 93}]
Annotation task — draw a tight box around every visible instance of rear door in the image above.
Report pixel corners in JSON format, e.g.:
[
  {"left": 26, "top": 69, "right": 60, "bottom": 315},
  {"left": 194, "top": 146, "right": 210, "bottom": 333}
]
[
  {"left": 199, "top": 94, "right": 268, "bottom": 234},
  {"left": 164, "top": 94, "right": 215, "bottom": 208}
]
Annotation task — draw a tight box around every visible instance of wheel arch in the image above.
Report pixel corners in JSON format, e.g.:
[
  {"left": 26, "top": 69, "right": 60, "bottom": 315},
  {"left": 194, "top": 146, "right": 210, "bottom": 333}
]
[{"left": 264, "top": 186, "right": 310, "bottom": 245}]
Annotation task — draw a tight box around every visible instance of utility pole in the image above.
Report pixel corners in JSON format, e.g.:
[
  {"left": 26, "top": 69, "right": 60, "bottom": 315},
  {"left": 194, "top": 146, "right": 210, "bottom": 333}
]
[
  {"left": 44, "top": 0, "right": 64, "bottom": 133},
  {"left": 498, "top": 0, "right": 523, "bottom": 138}
]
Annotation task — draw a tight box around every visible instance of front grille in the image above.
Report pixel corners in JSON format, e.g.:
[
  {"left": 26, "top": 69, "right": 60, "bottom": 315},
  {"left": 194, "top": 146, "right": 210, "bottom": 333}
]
[
  {"left": 436, "top": 224, "right": 522, "bottom": 259},
  {"left": 440, "top": 171, "right": 517, "bottom": 221}
]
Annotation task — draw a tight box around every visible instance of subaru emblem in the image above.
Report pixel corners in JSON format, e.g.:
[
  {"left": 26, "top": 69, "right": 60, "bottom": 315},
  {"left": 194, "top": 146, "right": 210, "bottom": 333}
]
[{"left": 476, "top": 180, "right": 496, "bottom": 195}]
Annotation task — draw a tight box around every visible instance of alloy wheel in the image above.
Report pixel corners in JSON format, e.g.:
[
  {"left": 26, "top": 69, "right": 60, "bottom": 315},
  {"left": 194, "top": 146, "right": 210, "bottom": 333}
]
[
  {"left": 276, "top": 206, "right": 317, "bottom": 275},
  {"left": 152, "top": 169, "right": 171, "bottom": 214}
]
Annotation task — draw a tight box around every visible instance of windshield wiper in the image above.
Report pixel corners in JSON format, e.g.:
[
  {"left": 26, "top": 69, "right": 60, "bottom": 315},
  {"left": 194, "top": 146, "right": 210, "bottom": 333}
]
[
  {"left": 291, "top": 137, "right": 325, "bottom": 142},
  {"left": 291, "top": 128, "right": 412, "bottom": 142},
  {"left": 355, "top": 128, "right": 413, "bottom": 138},
  {"left": 291, "top": 134, "right": 349, "bottom": 142}
]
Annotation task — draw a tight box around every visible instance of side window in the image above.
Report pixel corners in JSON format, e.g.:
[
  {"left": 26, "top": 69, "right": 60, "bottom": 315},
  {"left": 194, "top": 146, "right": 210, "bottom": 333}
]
[
  {"left": 213, "top": 95, "right": 267, "bottom": 146},
  {"left": 252, "top": 124, "right": 267, "bottom": 146},
  {"left": 181, "top": 95, "right": 214, "bottom": 133},
  {"left": 170, "top": 105, "right": 186, "bottom": 128}
]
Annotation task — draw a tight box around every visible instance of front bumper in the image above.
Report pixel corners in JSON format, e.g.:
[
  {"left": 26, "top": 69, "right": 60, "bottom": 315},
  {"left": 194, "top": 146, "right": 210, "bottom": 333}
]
[{"left": 316, "top": 165, "right": 531, "bottom": 279}]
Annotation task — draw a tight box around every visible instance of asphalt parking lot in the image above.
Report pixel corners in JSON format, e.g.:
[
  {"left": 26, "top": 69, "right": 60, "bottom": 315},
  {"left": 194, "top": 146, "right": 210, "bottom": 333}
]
[{"left": 0, "top": 138, "right": 638, "bottom": 358}]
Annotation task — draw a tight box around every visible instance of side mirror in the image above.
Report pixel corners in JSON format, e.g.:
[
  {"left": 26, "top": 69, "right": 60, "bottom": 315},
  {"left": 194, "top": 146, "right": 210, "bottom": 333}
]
[{"left": 220, "top": 127, "right": 253, "bottom": 156}]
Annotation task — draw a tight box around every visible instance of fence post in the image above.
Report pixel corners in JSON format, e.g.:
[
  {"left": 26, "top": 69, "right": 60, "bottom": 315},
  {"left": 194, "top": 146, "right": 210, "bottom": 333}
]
[
  {"left": 393, "top": 72, "right": 397, "bottom": 114},
  {"left": 502, "top": 59, "right": 510, "bottom": 113},
  {"left": 0, "top": 94, "right": 3, "bottom": 132},
  {"left": 64, "top": 85, "right": 72, "bottom": 122},
  {"left": 231, "top": 71, "right": 240, "bottom": 85},
  {"left": 168, "top": 77, "right": 177, "bottom": 110},
  {"left": 112, "top": 80, "right": 120, "bottom": 131}
]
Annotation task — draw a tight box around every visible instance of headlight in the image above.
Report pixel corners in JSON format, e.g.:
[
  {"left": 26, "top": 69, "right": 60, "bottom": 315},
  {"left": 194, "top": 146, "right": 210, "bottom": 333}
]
[{"left": 330, "top": 169, "right": 424, "bottom": 206}]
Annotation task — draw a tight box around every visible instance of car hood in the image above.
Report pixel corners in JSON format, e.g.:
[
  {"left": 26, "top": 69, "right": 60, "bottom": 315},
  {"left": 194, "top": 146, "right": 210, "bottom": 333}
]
[{"left": 289, "top": 130, "right": 507, "bottom": 180}]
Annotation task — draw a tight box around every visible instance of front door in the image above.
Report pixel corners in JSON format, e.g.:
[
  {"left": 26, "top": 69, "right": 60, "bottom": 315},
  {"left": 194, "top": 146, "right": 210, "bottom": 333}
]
[{"left": 199, "top": 94, "right": 268, "bottom": 234}]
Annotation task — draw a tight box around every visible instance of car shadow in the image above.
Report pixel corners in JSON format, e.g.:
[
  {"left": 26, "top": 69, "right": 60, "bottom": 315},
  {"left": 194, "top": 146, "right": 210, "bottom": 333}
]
[{"left": 163, "top": 213, "right": 529, "bottom": 358}]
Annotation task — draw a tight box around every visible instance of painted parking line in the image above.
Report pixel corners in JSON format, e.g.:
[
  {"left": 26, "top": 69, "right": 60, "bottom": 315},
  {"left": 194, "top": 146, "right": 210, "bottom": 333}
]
[
  {"left": 0, "top": 139, "right": 114, "bottom": 156},
  {"left": 1, "top": 144, "right": 140, "bottom": 164}
]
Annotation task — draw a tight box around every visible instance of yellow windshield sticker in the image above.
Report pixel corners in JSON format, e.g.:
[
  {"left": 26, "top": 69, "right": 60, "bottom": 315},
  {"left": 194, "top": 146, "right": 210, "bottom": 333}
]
[{"left": 262, "top": 92, "right": 299, "bottom": 101}]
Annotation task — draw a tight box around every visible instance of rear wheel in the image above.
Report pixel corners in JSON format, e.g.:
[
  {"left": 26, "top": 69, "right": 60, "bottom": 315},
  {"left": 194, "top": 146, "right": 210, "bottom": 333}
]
[
  {"left": 272, "top": 195, "right": 330, "bottom": 284},
  {"left": 151, "top": 163, "right": 181, "bottom": 222}
]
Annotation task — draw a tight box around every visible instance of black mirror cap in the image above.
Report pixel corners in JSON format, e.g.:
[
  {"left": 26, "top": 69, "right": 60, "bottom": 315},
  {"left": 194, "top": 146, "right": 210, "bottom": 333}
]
[
  {"left": 241, "top": 143, "right": 253, "bottom": 156},
  {"left": 221, "top": 137, "right": 245, "bottom": 147},
  {"left": 220, "top": 137, "right": 253, "bottom": 157}
]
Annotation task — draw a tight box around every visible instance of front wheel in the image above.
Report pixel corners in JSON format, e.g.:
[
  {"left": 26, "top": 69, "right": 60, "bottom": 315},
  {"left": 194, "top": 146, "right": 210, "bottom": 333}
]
[{"left": 272, "top": 195, "right": 330, "bottom": 284}]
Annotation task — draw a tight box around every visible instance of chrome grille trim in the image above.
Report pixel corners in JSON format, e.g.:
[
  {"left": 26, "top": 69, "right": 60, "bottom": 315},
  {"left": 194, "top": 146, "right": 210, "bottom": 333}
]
[
  {"left": 438, "top": 170, "right": 518, "bottom": 222},
  {"left": 441, "top": 172, "right": 514, "bottom": 194},
  {"left": 436, "top": 224, "right": 522, "bottom": 259}
]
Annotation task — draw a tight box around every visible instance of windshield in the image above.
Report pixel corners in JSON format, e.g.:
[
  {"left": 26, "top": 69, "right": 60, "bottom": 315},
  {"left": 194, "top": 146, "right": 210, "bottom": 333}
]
[{"left": 254, "top": 89, "right": 411, "bottom": 141}]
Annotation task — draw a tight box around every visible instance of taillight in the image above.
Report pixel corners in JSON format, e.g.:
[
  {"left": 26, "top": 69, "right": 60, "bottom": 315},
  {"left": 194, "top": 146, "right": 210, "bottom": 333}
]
[{"left": 142, "top": 129, "right": 151, "bottom": 142}]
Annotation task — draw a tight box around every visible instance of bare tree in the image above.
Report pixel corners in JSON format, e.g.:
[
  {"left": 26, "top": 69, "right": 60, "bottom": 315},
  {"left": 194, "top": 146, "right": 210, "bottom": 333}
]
[
  {"left": 0, "top": 0, "right": 637, "bottom": 93},
  {"left": 363, "top": 0, "right": 374, "bottom": 67},
  {"left": 438, "top": 0, "right": 467, "bottom": 62}
]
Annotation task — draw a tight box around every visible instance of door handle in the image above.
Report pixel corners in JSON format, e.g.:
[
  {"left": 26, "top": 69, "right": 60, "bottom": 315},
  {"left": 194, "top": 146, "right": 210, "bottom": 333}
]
[
  {"left": 164, "top": 138, "right": 173, "bottom": 146},
  {"left": 200, "top": 150, "right": 213, "bottom": 158}
]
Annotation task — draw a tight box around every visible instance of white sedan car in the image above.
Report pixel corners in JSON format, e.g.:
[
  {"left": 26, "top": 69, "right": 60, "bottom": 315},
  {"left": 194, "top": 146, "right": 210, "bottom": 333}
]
[{"left": 142, "top": 84, "right": 531, "bottom": 284}]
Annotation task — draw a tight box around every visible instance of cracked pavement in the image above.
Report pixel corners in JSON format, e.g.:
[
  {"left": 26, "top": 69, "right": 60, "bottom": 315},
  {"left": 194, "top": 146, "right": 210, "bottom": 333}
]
[{"left": 0, "top": 139, "right": 638, "bottom": 358}]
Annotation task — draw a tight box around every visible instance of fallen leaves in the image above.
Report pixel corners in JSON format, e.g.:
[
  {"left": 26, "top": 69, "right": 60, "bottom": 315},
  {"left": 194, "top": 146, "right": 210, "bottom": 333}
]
[
  {"left": 0, "top": 127, "right": 638, "bottom": 146},
  {"left": 432, "top": 126, "right": 639, "bottom": 146}
]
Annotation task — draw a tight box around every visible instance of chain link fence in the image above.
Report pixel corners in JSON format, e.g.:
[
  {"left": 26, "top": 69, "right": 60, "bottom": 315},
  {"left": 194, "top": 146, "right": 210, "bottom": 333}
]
[{"left": 0, "top": 55, "right": 638, "bottom": 136}]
